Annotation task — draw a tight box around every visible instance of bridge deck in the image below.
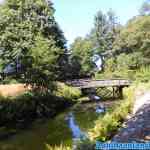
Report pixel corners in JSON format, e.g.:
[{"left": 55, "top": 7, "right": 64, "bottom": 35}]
[{"left": 66, "top": 79, "right": 131, "bottom": 89}]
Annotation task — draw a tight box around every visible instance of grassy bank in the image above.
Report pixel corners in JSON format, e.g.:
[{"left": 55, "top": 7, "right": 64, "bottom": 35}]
[
  {"left": 88, "top": 86, "right": 134, "bottom": 141},
  {"left": 0, "top": 93, "right": 69, "bottom": 128},
  {"left": 0, "top": 92, "right": 71, "bottom": 141},
  {"left": 0, "top": 83, "right": 82, "bottom": 140},
  {"left": 75, "top": 85, "right": 135, "bottom": 150},
  {"left": 46, "top": 144, "right": 71, "bottom": 150}
]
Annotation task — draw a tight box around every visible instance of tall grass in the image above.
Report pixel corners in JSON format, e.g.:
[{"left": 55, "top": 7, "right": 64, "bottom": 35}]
[
  {"left": 45, "top": 144, "right": 71, "bottom": 150},
  {"left": 88, "top": 86, "right": 134, "bottom": 141},
  {"left": 135, "top": 66, "right": 150, "bottom": 83},
  {"left": 0, "top": 91, "right": 70, "bottom": 128},
  {"left": 55, "top": 82, "right": 82, "bottom": 100}
]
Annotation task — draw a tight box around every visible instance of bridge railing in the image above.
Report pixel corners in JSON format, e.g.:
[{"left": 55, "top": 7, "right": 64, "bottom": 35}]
[{"left": 66, "top": 79, "right": 131, "bottom": 89}]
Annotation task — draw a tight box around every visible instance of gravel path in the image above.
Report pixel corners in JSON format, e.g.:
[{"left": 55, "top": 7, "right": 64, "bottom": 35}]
[{"left": 113, "top": 91, "right": 150, "bottom": 142}]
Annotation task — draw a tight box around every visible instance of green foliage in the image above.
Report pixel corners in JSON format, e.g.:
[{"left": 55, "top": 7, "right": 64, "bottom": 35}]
[
  {"left": 68, "top": 9, "right": 121, "bottom": 79},
  {"left": 98, "top": 15, "right": 150, "bottom": 80},
  {"left": 23, "top": 34, "right": 61, "bottom": 91},
  {"left": 70, "top": 37, "right": 95, "bottom": 77},
  {"left": 135, "top": 66, "right": 150, "bottom": 83},
  {"left": 111, "top": 53, "right": 141, "bottom": 79},
  {"left": 88, "top": 86, "right": 134, "bottom": 141},
  {"left": 74, "top": 139, "right": 95, "bottom": 150},
  {"left": 139, "top": 0, "right": 150, "bottom": 15},
  {"left": 92, "top": 9, "right": 119, "bottom": 53},
  {"left": 95, "top": 52, "right": 143, "bottom": 80},
  {"left": 0, "top": 0, "right": 66, "bottom": 90},
  {"left": 55, "top": 83, "right": 82, "bottom": 100},
  {"left": 0, "top": 91, "right": 70, "bottom": 128},
  {"left": 113, "top": 16, "right": 150, "bottom": 64},
  {"left": 1, "top": 77, "right": 19, "bottom": 84},
  {"left": 45, "top": 144, "right": 71, "bottom": 150}
]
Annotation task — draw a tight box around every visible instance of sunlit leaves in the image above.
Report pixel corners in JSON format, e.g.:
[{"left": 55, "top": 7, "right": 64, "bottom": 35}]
[{"left": 0, "top": 0, "right": 66, "bottom": 90}]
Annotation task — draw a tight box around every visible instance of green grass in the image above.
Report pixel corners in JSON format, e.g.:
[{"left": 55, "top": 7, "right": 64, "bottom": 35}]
[
  {"left": 88, "top": 86, "right": 134, "bottom": 141},
  {"left": 69, "top": 85, "right": 135, "bottom": 150},
  {"left": 45, "top": 144, "right": 71, "bottom": 150},
  {"left": 0, "top": 91, "right": 70, "bottom": 129},
  {"left": 55, "top": 82, "right": 82, "bottom": 100},
  {"left": 135, "top": 66, "right": 150, "bottom": 83}
]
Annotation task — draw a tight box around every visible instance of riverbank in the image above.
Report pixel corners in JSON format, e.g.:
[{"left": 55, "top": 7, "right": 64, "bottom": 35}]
[
  {"left": 88, "top": 86, "right": 134, "bottom": 141},
  {"left": 113, "top": 83, "right": 150, "bottom": 142},
  {"left": 0, "top": 83, "right": 82, "bottom": 141},
  {"left": 0, "top": 82, "right": 144, "bottom": 150},
  {"left": 0, "top": 99, "right": 120, "bottom": 150},
  {"left": 74, "top": 85, "right": 135, "bottom": 150},
  {"left": 75, "top": 82, "right": 150, "bottom": 150},
  {"left": 0, "top": 93, "right": 72, "bottom": 139}
]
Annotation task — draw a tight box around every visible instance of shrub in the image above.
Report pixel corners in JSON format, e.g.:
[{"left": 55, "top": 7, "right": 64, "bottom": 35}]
[
  {"left": 88, "top": 86, "right": 134, "bottom": 141},
  {"left": 0, "top": 91, "right": 69, "bottom": 128},
  {"left": 135, "top": 66, "right": 150, "bottom": 83},
  {"left": 45, "top": 144, "right": 71, "bottom": 150},
  {"left": 74, "top": 139, "right": 95, "bottom": 150},
  {"left": 1, "top": 77, "right": 19, "bottom": 84},
  {"left": 55, "top": 83, "right": 82, "bottom": 100}
]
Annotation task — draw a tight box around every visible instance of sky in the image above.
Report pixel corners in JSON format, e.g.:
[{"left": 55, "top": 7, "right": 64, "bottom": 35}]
[
  {"left": 0, "top": 0, "right": 145, "bottom": 45},
  {"left": 53, "top": 0, "right": 144, "bottom": 45}
]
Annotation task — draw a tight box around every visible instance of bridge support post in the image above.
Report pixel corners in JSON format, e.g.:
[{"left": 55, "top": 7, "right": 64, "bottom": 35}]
[
  {"left": 118, "top": 86, "right": 123, "bottom": 98},
  {"left": 113, "top": 87, "right": 115, "bottom": 98}
]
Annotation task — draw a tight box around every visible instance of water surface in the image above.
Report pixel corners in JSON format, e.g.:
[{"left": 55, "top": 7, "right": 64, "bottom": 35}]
[{"left": 0, "top": 102, "right": 101, "bottom": 150}]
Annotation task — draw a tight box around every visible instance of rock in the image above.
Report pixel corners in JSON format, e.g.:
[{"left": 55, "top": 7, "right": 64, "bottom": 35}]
[
  {"left": 89, "top": 94, "right": 101, "bottom": 101},
  {"left": 94, "top": 96, "right": 101, "bottom": 101},
  {"left": 96, "top": 104, "right": 105, "bottom": 113}
]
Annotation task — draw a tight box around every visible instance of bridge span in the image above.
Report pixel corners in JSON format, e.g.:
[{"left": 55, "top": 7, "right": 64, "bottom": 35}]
[{"left": 66, "top": 79, "right": 131, "bottom": 98}]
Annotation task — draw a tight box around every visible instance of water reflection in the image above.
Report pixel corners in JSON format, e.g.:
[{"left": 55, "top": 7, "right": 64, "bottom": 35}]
[
  {"left": 95, "top": 104, "right": 105, "bottom": 113},
  {"left": 66, "top": 112, "right": 87, "bottom": 140},
  {"left": 0, "top": 102, "right": 101, "bottom": 149}
]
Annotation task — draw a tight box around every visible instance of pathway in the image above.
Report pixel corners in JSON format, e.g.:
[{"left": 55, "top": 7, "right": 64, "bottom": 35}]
[{"left": 113, "top": 91, "right": 150, "bottom": 142}]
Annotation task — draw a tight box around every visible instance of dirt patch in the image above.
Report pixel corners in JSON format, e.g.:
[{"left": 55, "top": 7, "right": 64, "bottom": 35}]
[{"left": 0, "top": 84, "right": 30, "bottom": 97}]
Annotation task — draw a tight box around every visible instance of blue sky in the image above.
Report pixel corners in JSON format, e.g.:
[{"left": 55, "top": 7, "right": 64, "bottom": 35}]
[
  {"left": 0, "top": 0, "right": 145, "bottom": 45},
  {"left": 53, "top": 0, "right": 144, "bottom": 45}
]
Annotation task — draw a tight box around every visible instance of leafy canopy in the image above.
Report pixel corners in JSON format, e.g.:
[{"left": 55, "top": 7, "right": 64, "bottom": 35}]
[
  {"left": 70, "top": 37, "right": 95, "bottom": 77},
  {"left": 0, "top": 0, "right": 66, "bottom": 91}
]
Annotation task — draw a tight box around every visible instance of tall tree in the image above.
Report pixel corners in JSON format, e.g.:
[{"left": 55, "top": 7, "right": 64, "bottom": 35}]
[
  {"left": 139, "top": 0, "right": 150, "bottom": 15},
  {"left": 0, "top": 0, "right": 66, "bottom": 90},
  {"left": 113, "top": 15, "right": 150, "bottom": 65},
  {"left": 106, "top": 9, "right": 119, "bottom": 50},
  {"left": 93, "top": 9, "right": 119, "bottom": 54},
  {"left": 70, "top": 37, "right": 95, "bottom": 78},
  {"left": 94, "top": 10, "right": 108, "bottom": 53}
]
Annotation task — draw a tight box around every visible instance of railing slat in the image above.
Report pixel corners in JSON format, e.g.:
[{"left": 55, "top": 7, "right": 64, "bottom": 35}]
[{"left": 66, "top": 79, "right": 131, "bottom": 89}]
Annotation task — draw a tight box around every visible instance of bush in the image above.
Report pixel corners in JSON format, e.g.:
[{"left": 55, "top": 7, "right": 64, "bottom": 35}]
[
  {"left": 135, "top": 66, "right": 150, "bottom": 83},
  {"left": 1, "top": 77, "right": 19, "bottom": 84},
  {"left": 55, "top": 83, "right": 82, "bottom": 100},
  {"left": 0, "top": 91, "right": 70, "bottom": 128},
  {"left": 74, "top": 139, "right": 95, "bottom": 150},
  {"left": 88, "top": 86, "right": 134, "bottom": 141},
  {"left": 94, "top": 53, "right": 142, "bottom": 80},
  {"left": 45, "top": 144, "right": 71, "bottom": 150}
]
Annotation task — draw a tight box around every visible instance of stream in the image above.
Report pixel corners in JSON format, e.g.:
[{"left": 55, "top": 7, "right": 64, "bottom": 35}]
[{"left": 0, "top": 101, "right": 109, "bottom": 150}]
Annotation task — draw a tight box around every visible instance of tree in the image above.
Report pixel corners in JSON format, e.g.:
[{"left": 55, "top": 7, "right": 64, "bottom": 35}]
[
  {"left": 92, "top": 9, "right": 119, "bottom": 54},
  {"left": 94, "top": 10, "right": 108, "bottom": 53},
  {"left": 101, "top": 15, "right": 150, "bottom": 79},
  {"left": 0, "top": 0, "right": 66, "bottom": 91},
  {"left": 70, "top": 37, "right": 95, "bottom": 78},
  {"left": 106, "top": 9, "right": 119, "bottom": 50},
  {"left": 139, "top": 0, "right": 150, "bottom": 15},
  {"left": 113, "top": 15, "right": 150, "bottom": 65}
]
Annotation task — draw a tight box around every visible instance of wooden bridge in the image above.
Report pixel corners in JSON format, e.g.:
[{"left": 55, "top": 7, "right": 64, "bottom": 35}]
[{"left": 66, "top": 79, "right": 131, "bottom": 98}]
